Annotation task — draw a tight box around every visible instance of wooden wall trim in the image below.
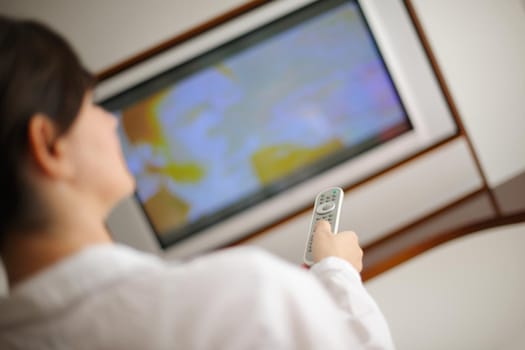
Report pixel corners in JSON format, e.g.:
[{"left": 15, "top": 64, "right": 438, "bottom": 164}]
[
  {"left": 404, "top": 0, "right": 502, "bottom": 217},
  {"left": 363, "top": 210, "right": 525, "bottom": 281},
  {"left": 362, "top": 170, "right": 525, "bottom": 281},
  {"left": 355, "top": 1, "right": 525, "bottom": 280},
  {"left": 96, "top": 0, "right": 269, "bottom": 82}
]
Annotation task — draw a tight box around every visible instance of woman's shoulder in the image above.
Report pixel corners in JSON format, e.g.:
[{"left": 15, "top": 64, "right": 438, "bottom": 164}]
[
  {"left": 195, "top": 246, "right": 285, "bottom": 267},
  {"left": 176, "top": 246, "right": 299, "bottom": 278},
  {"left": 162, "top": 246, "right": 312, "bottom": 294}
]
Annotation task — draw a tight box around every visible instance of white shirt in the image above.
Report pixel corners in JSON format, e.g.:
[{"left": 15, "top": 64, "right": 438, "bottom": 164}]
[{"left": 0, "top": 244, "right": 394, "bottom": 349}]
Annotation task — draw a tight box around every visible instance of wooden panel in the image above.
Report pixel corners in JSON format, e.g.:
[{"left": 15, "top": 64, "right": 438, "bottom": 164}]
[
  {"left": 362, "top": 191, "right": 496, "bottom": 280},
  {"left": 362, "top": 171, "right": 525, "bottom": 281},
  {"left": 494, "top": 172, "right": 525, "bottom": 215}
]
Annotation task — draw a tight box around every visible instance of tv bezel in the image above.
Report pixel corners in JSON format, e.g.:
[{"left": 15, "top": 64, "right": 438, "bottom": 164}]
[{"left": 97, "top": 0, "right": 457, "bottom": 259}]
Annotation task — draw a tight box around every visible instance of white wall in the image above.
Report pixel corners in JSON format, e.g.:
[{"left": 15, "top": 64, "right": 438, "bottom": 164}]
[
  {"left": 0, "top": 0, "right": 246, "bottom": 73},
  {"left": 366, "top": 222, "right": 525, "bottom": 350},
  {"left": 411, "top": 0, "right": 525, "bottom": 187}
]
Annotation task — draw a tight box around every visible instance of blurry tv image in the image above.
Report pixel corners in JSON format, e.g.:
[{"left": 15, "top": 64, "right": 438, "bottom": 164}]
[
  {"left": 98, "top": 0, "right": 456, "bottom": 256},
  {"left": 102, "top": 0, "right": 411, "bottom": 246}
]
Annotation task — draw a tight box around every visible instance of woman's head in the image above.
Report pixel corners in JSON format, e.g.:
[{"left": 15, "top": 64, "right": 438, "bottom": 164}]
[{"left": 0, "top": 16, "right": 134, "bottom": 240}]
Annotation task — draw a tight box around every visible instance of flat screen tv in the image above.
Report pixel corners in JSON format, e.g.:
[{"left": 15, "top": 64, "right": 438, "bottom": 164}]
[{"left": 96, "top": 0, "right": 457, "bottom": 258}]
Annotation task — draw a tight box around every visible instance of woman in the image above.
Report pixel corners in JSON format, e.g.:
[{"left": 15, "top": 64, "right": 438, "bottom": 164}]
[{"left": 0, "top": 16, "right": 394, "bottom": 349}]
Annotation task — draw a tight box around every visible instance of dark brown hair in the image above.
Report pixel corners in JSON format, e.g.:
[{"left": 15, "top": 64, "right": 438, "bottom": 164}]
[{"left": 0, "top": 16, "right": 95, "bottom": 238}]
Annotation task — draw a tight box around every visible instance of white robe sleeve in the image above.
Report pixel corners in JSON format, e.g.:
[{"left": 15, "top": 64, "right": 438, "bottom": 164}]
[{"left": 310, "top": 256, "right": 396, "bottom": 349}]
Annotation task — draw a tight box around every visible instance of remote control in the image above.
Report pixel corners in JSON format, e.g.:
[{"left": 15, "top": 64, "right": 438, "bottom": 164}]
[{"left": 303, "top": 187, "right": 344, "bottom": 266}]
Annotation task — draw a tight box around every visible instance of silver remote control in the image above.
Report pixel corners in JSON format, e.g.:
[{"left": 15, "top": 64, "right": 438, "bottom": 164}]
[{"left": 304, "top": 187, "right": 344, "bottom": 266}]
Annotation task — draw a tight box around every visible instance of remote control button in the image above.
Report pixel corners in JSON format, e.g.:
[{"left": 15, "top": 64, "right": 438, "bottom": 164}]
[{"left": 317, "top": 201, "right": 335, "bottom": 214}]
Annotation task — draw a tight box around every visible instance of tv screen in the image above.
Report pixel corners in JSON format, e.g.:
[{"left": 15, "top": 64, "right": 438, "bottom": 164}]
[
  {"left": 101, "top": 0, "right": 412, "bottom": 247},
  {"left": 98, "top": 0, "right": 456, "bottom": 257}
]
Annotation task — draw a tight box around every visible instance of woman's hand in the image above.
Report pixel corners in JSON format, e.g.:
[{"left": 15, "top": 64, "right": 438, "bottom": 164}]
[{"left": 312, "top": 220, "right": 363, "bottom": 272}]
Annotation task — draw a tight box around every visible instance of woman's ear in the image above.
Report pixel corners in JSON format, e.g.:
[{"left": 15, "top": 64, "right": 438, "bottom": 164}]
[{"left": 27, "top": 114, "right": 73, "bottom": 179}]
